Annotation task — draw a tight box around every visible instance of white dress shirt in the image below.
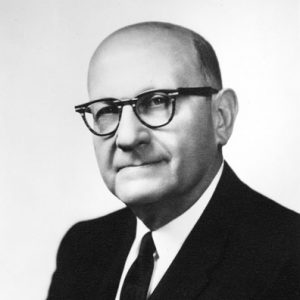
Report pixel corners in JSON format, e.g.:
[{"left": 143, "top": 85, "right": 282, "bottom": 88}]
[{"left": 115, "top": 162, "right": 224, "bottom": 299}]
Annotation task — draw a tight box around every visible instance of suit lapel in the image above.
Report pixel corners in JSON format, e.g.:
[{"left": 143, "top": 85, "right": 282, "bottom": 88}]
[{"left": 149, "top": 163, "right": 238, "bottom": 300}]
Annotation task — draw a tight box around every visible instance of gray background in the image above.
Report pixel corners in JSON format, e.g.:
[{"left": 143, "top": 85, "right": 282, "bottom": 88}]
[{"left": 1, "top": 0, "right": 299, "bottom": 299}]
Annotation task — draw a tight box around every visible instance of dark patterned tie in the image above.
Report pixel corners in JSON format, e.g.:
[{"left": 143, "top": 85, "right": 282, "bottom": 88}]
[{"left": 120, "top": 232, "right": 156, "bottom": 300}]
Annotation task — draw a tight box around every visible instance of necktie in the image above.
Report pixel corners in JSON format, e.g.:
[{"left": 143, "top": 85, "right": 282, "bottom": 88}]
[{"left": 120, "top": 232, "right": 156, "bottom": 300}]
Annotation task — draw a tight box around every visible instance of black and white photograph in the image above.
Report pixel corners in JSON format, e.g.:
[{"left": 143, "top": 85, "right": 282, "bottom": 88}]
[{"left": 1, "top": 0, "right": 299, "bottom": 299}]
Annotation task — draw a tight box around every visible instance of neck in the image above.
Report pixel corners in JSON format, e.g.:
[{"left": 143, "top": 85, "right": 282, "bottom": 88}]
[{"left": 128, "top": 155, "right": 223, "bottom": 231}]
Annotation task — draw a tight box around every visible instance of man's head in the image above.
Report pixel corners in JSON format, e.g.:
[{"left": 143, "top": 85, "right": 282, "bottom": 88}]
[{"left": 86, "top": 22, "right": 238, "bottom": 228}]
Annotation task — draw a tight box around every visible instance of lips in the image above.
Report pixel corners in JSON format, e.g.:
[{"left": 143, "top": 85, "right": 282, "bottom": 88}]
[{"left": 116, "top": 160, "right": 162, "bottom": 172}]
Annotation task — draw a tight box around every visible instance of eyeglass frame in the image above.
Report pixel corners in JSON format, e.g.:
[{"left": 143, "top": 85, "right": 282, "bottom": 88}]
[{"left": 75, "top": 87, "right": 219, "bottom": 137}]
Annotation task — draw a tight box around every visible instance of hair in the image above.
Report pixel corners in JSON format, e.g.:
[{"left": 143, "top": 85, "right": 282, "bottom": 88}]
[
  {"left": 113, "top": 22, "right": 223, "bottom": 90},
  {"left": 191, "top": 32, "right": 223, "bottom": 89}
]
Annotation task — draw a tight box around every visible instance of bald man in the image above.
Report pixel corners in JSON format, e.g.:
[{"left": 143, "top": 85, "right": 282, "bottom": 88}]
[{"left": 47, "top": 22, "right": 300, "bottom": 300}]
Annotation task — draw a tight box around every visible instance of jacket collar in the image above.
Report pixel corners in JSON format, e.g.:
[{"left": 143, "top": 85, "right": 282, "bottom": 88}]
[{"left": 149, "top": 162, "right": 241, "bottom": 299}]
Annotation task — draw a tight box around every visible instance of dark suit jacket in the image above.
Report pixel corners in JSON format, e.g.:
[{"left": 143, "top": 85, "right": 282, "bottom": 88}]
[{"left": 47, "top": 163, "right": 300, "bottom": 299}]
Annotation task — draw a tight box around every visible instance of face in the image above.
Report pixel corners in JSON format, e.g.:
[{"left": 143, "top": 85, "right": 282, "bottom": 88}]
[{"left": 88, "top": 30, "right": 219, "bottom": 210}]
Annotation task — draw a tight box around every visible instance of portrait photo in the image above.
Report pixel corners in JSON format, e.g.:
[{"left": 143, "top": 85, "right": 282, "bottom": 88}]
[{"left": 1, "top": 0, "right": 299, "bottom": 299}]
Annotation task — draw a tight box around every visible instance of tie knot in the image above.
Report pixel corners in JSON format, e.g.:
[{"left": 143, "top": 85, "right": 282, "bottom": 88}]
[{"left": 139, "top": 232, "right": 156, "bottom": 258}]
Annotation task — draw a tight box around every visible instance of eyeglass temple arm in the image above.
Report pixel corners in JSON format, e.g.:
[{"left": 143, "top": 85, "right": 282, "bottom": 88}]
[
  {"left": 177, "top": 87, "right": 219, "bottom": 96},
  {"left": 75, "top": 107, "right": 85, "bottom": 114}
]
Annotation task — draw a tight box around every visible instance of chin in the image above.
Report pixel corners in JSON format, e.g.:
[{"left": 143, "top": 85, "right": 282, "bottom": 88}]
[
  {"left": 113, "top": 165, "right": 177, "bottom": 206},
  {"left": 115, "top": 179, "right": 171, "bottom": 207}
]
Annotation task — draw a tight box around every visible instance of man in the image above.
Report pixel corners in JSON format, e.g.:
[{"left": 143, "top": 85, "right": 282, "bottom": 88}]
[{"left": 47, "top": 22, "right": 300, "bottom": 299}]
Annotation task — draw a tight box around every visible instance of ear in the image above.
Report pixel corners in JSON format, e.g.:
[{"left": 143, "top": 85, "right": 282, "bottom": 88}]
[{"left": 212, "top": 88, "right": 238, "bottom": 147}]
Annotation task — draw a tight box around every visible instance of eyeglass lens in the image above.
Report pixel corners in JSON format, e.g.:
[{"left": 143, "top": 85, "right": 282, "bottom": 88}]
[{"left": 84, "top": 92, "right": 175, "bottom": 135}]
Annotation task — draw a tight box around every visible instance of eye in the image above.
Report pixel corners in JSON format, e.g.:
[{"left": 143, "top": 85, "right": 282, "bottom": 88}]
[
  {"left": 94, "top": 105, "right": 119, "bottom": 121},
  {"left": 140, "top": 93, "right": 171, "bottom": 109},
  {"left": 150, "top": 94, "right": 170, "bottom": 106}
]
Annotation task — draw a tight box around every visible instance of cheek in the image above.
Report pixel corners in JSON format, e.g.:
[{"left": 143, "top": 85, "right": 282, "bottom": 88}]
[
  {"left": 93, "top": 138, "right": 117, "bottom": 193},
  {"left": 170, "top": 110, "right": 216, "bottom": 178}
]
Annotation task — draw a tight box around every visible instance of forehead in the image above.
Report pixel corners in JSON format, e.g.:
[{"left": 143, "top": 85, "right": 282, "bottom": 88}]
[{"left": 88, "top": 28, "right": 202, "bottom": 99}]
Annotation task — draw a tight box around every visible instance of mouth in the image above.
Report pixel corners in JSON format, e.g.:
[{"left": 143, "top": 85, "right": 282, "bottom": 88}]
[{"left": 117, "top": 161, "right": 163, "bottom": 172}]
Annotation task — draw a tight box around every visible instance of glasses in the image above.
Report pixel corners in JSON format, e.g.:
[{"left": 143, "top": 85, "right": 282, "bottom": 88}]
[{"left": 75, "top": 87, "right": 218, "bottom": 136}]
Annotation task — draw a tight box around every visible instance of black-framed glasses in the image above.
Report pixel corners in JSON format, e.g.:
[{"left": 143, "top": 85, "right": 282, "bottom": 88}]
[{"left": 75, "top": 87, "right": 218, "bottom": 136}]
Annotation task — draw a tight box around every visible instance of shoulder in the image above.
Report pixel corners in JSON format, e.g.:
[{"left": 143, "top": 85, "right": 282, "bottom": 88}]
[
  {"left": 230, "top": 181, "right": 300, "bottom": 252},
  {"left": 47, "top": 210, "right": 136, "bottom": 299},
  {"left": 212, "top": 163, "right": 300, "bottom": 297},
  {"left": 234, "top": 171, "right": 300, "bottom": 237},
  {"left": 218, "top": 162, "right": 300, "bottom": 265},
  {"left": 238, "top": 189, "right": 300, "bottom": 297},
  {"left": 65, "top": 207, "right": 135, "bottom": 239},
  {"left": 220, "top": 162, "right": 300, "bottom": 229},
  {"left": 56, "top": 208, "right": 135, "bottom": 264}
]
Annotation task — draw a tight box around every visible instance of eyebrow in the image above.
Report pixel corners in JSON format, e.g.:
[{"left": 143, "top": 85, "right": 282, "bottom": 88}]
[
  {"left": 99, "top": 87, "right": 163, "bottom": 101},
  {"left": 89, "top": 87, "right": 157, "bottom": 103},
  {"left": 137, "top": 86, "right": 156, "bottom": 93}
]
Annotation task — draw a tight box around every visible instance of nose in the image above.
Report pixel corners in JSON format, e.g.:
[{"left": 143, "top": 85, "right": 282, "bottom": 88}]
[{"left": 115, "top": 105, "right": 151, "bottom": 150}]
